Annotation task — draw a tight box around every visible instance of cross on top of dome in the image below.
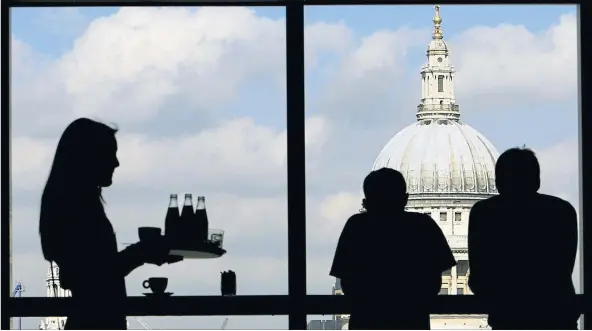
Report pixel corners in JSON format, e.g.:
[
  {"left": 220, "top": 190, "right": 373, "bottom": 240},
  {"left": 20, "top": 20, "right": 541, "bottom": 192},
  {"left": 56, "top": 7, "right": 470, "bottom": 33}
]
[{"left": 433, "top": 5, "right": 443, "bottom": 39}]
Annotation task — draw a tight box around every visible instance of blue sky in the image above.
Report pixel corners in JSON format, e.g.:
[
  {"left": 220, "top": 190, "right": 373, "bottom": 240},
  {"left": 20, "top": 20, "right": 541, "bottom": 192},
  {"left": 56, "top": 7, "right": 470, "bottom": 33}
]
[{"left": 10, "top": 5, "right": 580, "bottom": 329}]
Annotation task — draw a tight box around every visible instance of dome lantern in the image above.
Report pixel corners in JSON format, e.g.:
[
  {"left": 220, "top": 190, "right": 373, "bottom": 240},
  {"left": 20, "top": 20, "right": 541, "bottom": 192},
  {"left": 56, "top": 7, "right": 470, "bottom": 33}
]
[{"left": 419, "top": 5, "right": 459, "bottom": 122}]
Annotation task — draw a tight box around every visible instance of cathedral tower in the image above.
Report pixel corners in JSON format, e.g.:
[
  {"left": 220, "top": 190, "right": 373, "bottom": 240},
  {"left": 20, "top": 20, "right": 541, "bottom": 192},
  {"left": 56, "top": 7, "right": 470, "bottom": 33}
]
[{"left": 39, "top": 262, "right": 71, "bottom": 330}]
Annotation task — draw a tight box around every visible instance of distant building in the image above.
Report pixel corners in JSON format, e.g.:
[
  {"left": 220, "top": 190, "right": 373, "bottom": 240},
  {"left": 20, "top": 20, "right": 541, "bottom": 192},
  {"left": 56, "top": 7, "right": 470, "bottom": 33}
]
[
  {"left": 39, "top": 262, "right": 71, "bottom": 330},
  {"left": 38, "top": 262, "right": 132, "bottom": 330}
]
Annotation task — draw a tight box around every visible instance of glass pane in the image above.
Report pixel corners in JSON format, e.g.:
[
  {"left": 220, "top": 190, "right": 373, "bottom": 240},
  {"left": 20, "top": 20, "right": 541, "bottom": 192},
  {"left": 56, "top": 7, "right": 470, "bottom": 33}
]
[
  {"left": 304, "top": 3, "right": 581, "bottom": 329},
  {"left": 11, "top": 4, "right": 288, "bottom": 319}
]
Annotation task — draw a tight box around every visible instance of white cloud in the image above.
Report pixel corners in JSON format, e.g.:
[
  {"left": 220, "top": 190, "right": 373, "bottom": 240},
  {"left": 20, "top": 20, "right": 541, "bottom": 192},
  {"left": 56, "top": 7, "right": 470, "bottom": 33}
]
[
  {"left": 317, "top": 191, "right": 361, "bottom": 237},
  {"left": 536, "top": 139, "right": 579, "bottom": 207},
  {"left": 305, "top": 21, "right": 352, "bottom": 69},
  {"left": 11, "top": 37, "right": 76, "bottom": 136},
  {"left": 11, "top": 115, "right": 328, "bottom": 193},
  {"left": 57, "top": 8, "right": 282, "bottom": 123},
  {"left": 315, "top": 27, "right": 427, "bottom": 123},
  {"left": 11, "top": 7, "right": 350, "bottom": 136},
  {"left": 304, "top": 192, "right": 363, "bottom": 294},
  {"left": 11, "top": 137, "right": 54, "bottom": 191},
  {"left": 452, "top": 13, "right": 577, "bottom": 106},
  {"left": 536, "top": 140, "right": 583, "bottom": 294}
]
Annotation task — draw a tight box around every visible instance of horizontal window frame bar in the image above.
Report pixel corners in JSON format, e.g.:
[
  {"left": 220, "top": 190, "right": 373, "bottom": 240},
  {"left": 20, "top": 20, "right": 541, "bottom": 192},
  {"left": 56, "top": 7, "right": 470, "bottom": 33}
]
[
  {"left": 8, "top": 294, "right": 587, "bottom": 317},
  {"left": 304, "top": 0, "right": 576, "bottom": 4},
  {"left": 8, "top": 0, "right": 578, "bottom": 8}
]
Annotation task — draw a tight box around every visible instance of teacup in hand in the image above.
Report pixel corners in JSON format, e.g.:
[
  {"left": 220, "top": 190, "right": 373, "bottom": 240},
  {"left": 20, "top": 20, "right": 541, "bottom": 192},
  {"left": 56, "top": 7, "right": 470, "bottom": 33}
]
[
  {"left": 143, "top": 277, "right": 168, "bottom": 295},
  {"left": 139, "top": 227, "right": 162, "bottom": 242}
]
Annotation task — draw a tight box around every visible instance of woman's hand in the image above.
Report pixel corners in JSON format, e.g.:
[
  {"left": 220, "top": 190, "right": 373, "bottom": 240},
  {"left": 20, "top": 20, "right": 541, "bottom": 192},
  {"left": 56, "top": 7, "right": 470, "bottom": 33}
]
[
  {"left": 127, "top": 238, "right": 184, "bottom": 266},
  {"left": 135, "top": 238, "right": 171, "bottom": 266},
  {"left": 166, "top": 255, "right": 184, "bottom": 264}
]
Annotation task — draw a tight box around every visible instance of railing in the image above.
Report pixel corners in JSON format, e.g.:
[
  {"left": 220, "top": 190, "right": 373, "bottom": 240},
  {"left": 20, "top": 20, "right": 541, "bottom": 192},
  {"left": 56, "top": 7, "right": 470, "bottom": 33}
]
[{"left": 8, "top": 294, "right": 586, "bottom": 317}]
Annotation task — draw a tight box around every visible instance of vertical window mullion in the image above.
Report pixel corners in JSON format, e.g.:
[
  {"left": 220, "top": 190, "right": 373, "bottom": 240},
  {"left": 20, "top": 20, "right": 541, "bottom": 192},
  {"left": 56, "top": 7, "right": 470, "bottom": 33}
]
[
  {"left": 286, "top": 1, "right": 307, "bottom": 329},
  {"left": 578, "top": 3, "right": 590, "bottom": 330}
]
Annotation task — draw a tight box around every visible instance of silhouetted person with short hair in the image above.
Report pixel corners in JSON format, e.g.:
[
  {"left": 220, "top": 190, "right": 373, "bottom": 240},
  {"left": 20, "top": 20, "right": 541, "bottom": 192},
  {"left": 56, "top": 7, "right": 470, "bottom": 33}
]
[
  {"left": 39, "top": 118, "right": 180, "bottom": 330},
  {"left": 330, "top": 168, "right": 457, "bottom": 330},
  {"left": 468, "top": 147, "right": 579, "bottom": 330}
]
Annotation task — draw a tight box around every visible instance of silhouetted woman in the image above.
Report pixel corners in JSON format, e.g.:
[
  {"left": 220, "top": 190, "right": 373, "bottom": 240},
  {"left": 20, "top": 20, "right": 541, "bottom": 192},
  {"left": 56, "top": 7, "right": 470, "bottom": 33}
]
[{"left": 39, "top": 118, "right": 172, "bottom": 330}]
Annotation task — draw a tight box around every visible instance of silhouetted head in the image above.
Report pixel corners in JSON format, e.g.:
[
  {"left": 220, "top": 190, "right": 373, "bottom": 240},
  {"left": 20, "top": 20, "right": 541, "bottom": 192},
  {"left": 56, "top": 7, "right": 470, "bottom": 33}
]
[
  {"left": 50, "top": 118, "right": 119, "bottom": 188},
  {"left": 495, "top": 147, "right": 540, "bottom": 196},
  {"left": 39, "top": 118, "right": 119, "bottom": 261},
  {"left": 362, "top": 168, "right": 409, "bottom": 213}
]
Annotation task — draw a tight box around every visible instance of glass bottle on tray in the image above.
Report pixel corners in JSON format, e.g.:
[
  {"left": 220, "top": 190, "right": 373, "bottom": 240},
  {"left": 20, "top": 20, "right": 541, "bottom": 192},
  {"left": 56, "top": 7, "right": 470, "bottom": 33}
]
[
  {"left": 164, "top": 194, "right": 180, "bottom": 249},
  {"left": 180, "top": 193, "right": 195, "bottom": 249},
  {"left": 195, "top": 196, "right": 210, "bottom": 244}
]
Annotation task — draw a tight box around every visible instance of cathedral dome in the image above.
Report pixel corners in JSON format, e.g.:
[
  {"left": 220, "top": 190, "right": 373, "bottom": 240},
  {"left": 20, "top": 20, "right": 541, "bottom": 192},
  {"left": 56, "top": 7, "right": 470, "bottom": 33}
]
[
  {"left": 372, "top": 118, "right": 499, "bottom": 195},
  {"left": 371, "top": 5, "right": 500, "bottom": 197}
]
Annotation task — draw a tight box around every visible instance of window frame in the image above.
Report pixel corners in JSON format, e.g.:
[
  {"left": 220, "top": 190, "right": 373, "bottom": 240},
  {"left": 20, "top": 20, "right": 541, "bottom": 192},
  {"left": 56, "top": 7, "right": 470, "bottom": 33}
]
[
  {"left": 438, "top": 75, "right": 445, "bottom": 92},
  {"left": 2, "top": 0, "right": 589, "bottom": 330}
]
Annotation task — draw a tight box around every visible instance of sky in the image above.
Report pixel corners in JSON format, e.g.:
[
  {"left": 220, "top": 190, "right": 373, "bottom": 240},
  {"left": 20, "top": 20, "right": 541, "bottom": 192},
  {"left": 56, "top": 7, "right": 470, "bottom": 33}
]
[{"left": 9, "top": 4, "right": 580, "bottom": 330}]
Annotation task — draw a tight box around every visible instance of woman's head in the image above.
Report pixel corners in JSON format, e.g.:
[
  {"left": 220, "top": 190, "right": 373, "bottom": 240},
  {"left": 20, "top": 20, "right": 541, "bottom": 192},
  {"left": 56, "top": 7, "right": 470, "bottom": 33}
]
[
  {"left": 49, "top": 118, "right": 120, "bottom": 188},
  {"left": 39, "top": 118, "right": 119, "bottom": 261}
]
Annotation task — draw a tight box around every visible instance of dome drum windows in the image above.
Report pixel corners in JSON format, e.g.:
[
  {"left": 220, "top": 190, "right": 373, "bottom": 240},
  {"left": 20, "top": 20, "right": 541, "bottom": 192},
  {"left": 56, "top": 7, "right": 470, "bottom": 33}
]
[
  {"left": 463, "top": 170, "right": 476, "bottom": 191},
  {"left": 474, "top": 160, "right": 488, "bottom": 191},
  {"left": 487, "top": 170, "right": 497, "bottom": 191},
  {"left": 451, "top": 170, "right": 462, "bottom": 191},
  {"left": 437, "top": 170, "right": 449, "bottom": 191},
  {"left": 476, "top": 172, "right": 488, "bottom": 191},
  {"left": 408, "top": 170, "right": 419, "bottom": 192},
  {"left": 422, "top": 169, "right": 435, "bottom": 191}
]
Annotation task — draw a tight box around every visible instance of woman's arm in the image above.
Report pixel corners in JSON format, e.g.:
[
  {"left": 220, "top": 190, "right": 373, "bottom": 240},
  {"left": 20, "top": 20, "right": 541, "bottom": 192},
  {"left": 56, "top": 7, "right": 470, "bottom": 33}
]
[
  {"left": 118, "top": 238, "right": 172, "bottom": 276},
  {"left": 54, "top": 210, "right": 146, "bottom": 280},
  {"left": 117, "top": 243, "right": 146, "bottom": 277}
]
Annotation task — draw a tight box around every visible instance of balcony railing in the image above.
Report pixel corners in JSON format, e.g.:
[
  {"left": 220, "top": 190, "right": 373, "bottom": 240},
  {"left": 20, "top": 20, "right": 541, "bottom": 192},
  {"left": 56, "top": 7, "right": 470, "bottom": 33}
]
[{"left": 8, "top": 294, "right": 586, "bottom": 317}]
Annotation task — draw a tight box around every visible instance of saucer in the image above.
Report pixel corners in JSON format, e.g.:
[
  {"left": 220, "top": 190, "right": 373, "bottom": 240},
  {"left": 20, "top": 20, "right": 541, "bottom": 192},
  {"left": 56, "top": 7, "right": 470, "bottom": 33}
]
[{"left": 143, "top": 292, "right": 173, "bottom": 297}]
